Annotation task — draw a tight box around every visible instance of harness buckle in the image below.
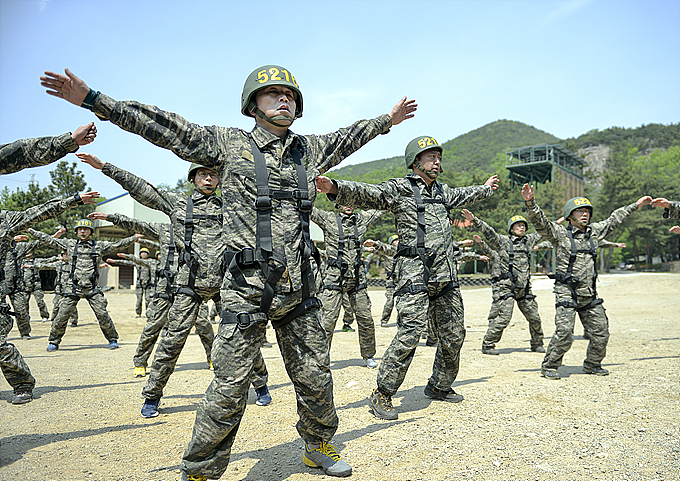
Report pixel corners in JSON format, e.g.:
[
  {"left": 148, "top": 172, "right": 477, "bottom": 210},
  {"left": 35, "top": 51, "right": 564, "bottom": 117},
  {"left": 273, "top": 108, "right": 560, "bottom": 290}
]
[
  {"left": 237, "top": 247, "right": 255, "bottom": 267},
  {"left": 255, "top": 196, "right": 272, "bottom": 211},
  {"left": 298, "top": 199, "right": 313, "bottom": 213}
]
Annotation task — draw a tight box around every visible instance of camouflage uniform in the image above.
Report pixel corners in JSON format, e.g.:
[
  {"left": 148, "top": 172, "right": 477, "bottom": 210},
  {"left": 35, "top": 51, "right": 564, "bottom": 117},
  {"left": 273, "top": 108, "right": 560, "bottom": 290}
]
[
  {"left": 525, "top": 198, "right": 641, "bottom": 372},
  {"left": 6, "top": 241, "right": 40, "bottom": 337},
  {"left": 662, "top": 200, "right": 680, "bottom": 219},
  {"left": 0, "top": 133, "right": 78, "bottom": 175},
  {"left": 311, "top": 207, "right": 386, "bottom": 359},
  {"left": 0, "top": 195, "right": 82, "bottom": 396},
  {"left": 32, "top": 256, "right": 79, "bottom": 326},
  {"left": 341, "top": 291, "right": 355, "bottom": 328},
  {"left": 80, "top": 91, "right": 392, "bottom": 477},
  {"left": 371, "top": 240, "right": 397, "bottom": 326},
  {"left": 472, "top": 217, "right": 552, "bottom": 351},
  {"left": 102, "top": 213, "right": 219, "bottom": 372},
  {"left": 98, "top": 164, "right": 223, "bottom": 402},
  {"left": 29, "top": 228, "right": 137, "bottom": 346},
  {"left": 332, "top": 174, "right": 494, "bottom": 396},
  {"left": 133, "top": 253, "right": 154, "bottom": 317}
]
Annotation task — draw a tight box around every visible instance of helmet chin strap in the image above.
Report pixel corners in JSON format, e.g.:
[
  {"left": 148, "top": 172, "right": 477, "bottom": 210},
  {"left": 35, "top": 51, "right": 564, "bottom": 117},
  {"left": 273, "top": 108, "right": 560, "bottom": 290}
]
[
  {"left": 250, "top": 103, "right": 295, "bottom": 128},
  {"left": 194, "top": 183, "right": 217, "bottom": 196},
  {"left": 414, "top": 160, "right": 439, "bottom": 180},
  {"left": 570, "top": 214, "right": 588, "bottom": 229}
]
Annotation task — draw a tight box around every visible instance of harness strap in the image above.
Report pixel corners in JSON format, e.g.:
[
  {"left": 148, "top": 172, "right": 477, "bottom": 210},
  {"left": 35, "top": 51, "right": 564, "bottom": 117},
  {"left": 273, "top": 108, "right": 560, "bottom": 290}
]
[{"left": 69, "top": 240, "right": 99, "bottom": 295}]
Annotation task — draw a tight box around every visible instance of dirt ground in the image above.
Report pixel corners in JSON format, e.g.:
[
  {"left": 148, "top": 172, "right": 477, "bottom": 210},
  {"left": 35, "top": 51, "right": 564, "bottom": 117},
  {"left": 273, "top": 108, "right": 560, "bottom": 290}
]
[{"left": 1, "top": 272, "right": 678, "bottom": 481}]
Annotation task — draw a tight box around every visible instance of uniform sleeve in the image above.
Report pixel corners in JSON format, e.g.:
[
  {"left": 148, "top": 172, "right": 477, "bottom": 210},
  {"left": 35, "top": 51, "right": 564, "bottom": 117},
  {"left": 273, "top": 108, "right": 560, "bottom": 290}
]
[
  {"left": 525, "top": 199, "right": 562, "bottom": 245},
  {"left": 27, "top": 227, "right": 69, "bottom": 251},
  {"left": 472, "top": 217, "right": 503, "bottom": 251},
  {"left": 592, "top": 203, "right": 638, "bottom": 239},
  {"left": 663, "top": 201, "right": 680, "bottom": 219},
  {"left": 107, "top": 212, "right": 160, "bottom": 240},
  {"left": 334, "top": 179, "right": 399, "bottom": 212},
  {"left": 311, "top": 207, "right": 331, "bottom": 229},
  {"left": 100, "top": 235, "right": 139, "bottom": 256},
  {"left": 101, "top": 163, "right": 177, "bottom": 216},
  {"left": 598, "top": 239, "right": 620, "bottom": 249},
  {"left": 92, "top": 94, "right": 221, "bottom": 167},
  {"left": 0, "top": 133, "right": 79, "bottom": 175},
  {"left": 359, "top": 209, "right": 389, "bottom": 228},
  {"left": 442, "top": 184, "right": 494, "bottom": 209},
  {"left": 5, "top": 197, "right": 78, "bottom": 239}
]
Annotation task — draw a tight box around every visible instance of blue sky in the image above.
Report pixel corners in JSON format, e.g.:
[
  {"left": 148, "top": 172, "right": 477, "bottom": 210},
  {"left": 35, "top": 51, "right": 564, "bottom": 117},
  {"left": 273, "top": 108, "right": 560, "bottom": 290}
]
[{"left": 1, "top": 0, "right": 679, "bottom": 198}]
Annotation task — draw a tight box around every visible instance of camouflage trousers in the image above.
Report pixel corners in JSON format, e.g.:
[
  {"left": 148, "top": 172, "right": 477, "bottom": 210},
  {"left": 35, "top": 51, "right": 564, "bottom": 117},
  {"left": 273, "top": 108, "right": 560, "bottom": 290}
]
[
  {"left": 0, "top": 303, "right": 35, "bottom": 393},
  {"left": 341, "top": 291, "right": 354, "bottom": 327},
  {"left": 133, "top": 295, "right": 214, "bottom": 369},
  {"left": 135, "top": 286, "right": 154, "bottom": 316},
  {"left": 482, "top": 287, "right": 544, "bottom": 350},
  {"left": 378, "top": 281, "right": 465, "bottom": 396},
  {"left": 542, "top": 285, "right": 609, "bottom": 370},
  {"left": 48, "top": 288, "right": 118, "bottom": 345},
  {"left": 32, "top": 290, "right": 50, "bottom": 320},
  {"left": 319, "top": 270, "right": 376, "bottom": 359},
  {"left": 9, "top": 292, "right": 31, "bottom": 337},
  {"left": 380, "top": 283, "right": 396, "bottom": 326},
  {"left": 142, "top": 290, "right": 219, "bottom": 400},
  {"left": 182, "top": 289, "right": 337, "bottom": 479},
  {"left": 51, "top": 293, "right": 78, "bottom": 325}
]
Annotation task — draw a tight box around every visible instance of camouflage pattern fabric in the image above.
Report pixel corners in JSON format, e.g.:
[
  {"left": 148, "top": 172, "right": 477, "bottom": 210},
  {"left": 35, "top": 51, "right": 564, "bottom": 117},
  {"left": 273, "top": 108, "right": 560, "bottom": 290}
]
[
  {"left": 663, "top": 200, "right": 679, "bottom": 219},
  {"left": 110, "top": 257, "right": 155, "bottom": 317},
  {"left": 86, "top": 91, "right": 391, "bottom": 478},
  {"left": 0, "top": 194, "right": 80, "bottom": 391},
  {"left": 372, "top": 239, "right": 397, "bottom": 325},
  {"left": 0, "top": 133, "right": 78, "bottom": 175},
  {"left": 526, "top": 198, "right": 639, "bottom": 370},
  {"left": 33, "top": 257, "right": 78, "bottom": 324},
  {"left": 472, "top": 217, "right": 547, "bottom": 350},
  {"left": 333, "top": 175, "right": 493, "bottom": 395},
  {"left": 28, "top": 229, "right": 138, "bottom": 345},
  {"left": 341, "top": 291, "right": 354, "bottom": 327},
  {"left": 312, "top": 207, "right": 386, "bottom": 358}
]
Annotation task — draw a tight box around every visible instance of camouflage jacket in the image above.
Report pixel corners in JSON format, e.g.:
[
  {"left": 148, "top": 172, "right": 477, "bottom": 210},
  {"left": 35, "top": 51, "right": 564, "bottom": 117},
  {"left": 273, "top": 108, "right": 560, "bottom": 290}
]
[
  {"left": 101, "top": 163, "right": 223, "bottom": 290},
  {"left": 333, "top": 174, "right": 494, "bottom": 286},
  {"left": 371, "top": 239, "right": 397, "bottom": 277},
  {"left": 111, "top": 256, "right": 157, "bottom": 289},
  {"left": 28, "top": 229, "right": 138, "bottom": 292},
  {"left": 21, "top": 257, "right": 44, "bottom": 292},
  {"left": 33, "top": 256, "right": 68, "bottom": 295},
  {"left": 663, "top": 201, "right": 679, "bottom": 220},
  {"left": 0, "top": 133, "right": 79, "bottom": 175},
  {"left": 472, "top": 217, "right": 551, "bottom": 293},
  {"left": 104, "top": 213, "right": 179, "bottom": 296},
  {"left": 525, "top": 198, "right": 639, "bottom": 297},
  {"left": 311, "top": 207, "right": 386, "bottom": 282},
  {"left": 4, "top": 241, "right": 40, "bottom": 294},
  {"left": 0, "top": 197, "right": 80, "bottom": 297},
  {"left": 89, "top": 93, "right": 392, "bottom": 295}
]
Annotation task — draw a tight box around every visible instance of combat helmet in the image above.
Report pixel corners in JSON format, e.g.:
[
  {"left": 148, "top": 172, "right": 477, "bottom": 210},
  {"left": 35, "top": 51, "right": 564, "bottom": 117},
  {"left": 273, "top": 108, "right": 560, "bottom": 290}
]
[
  {"left": 563, "top": 197, "right": 593, "bottom": 220},
  {"left": 241, "top": 65, "right": 303, "bottom": 124},
  {"left": 388, "top": 234, "right": 399, "bottom": 245},
  {"left": 74, "top": 219, "right": 94, "bottom": 233},
  {"left": 404, "top": 136, "right": 443, "bottom": 178},
  {"left": 139, "top": 247, "right": 150, "bottom": 255},
  {"left": 507, "top": 215, "right": 528, "bottom": 235}
]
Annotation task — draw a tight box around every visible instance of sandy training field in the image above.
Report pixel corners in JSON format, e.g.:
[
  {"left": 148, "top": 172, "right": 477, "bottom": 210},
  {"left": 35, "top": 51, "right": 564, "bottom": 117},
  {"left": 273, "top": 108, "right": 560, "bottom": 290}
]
[{"left": 1, "top": 272, "right": 678, "bottom": 481}]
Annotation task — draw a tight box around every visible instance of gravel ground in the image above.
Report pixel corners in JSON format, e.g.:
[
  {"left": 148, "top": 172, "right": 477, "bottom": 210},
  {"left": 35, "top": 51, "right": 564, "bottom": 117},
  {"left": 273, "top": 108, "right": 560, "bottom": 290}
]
[{"left": 1, "top": 272, "right": 678, "bottom": 481}]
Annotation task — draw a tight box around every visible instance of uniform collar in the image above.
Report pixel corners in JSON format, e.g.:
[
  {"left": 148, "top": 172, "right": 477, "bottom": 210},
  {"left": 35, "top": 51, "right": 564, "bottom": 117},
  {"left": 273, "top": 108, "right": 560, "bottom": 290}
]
[{"left": 251, "top": 124, "right": 298, "bottom": 152}]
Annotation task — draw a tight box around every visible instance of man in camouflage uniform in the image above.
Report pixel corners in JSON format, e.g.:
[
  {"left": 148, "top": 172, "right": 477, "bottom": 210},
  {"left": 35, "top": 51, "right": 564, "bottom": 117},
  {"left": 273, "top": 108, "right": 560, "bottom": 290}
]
[
  {"left": 6, "top": 238, "right": 42, "bottom": 339},
  {"left": 41, "top": 65, "right": 415, "bottom": 479},
  {"left": 0, "top": 190, "right": 98, "bottom": 404},
  {"left": 132, "top": 247, "right": 154, "bottom": 318},
  {"left": 29, "top": 219, "right": 139, "bottom": 351},
  {"left": 317, "top": 135, "right": 498, "bottom": 420},
  {"left": 311, "top": 205, "right": 386, "bottom": 368},
  {"left": 77, "top": 155, "right": 231, "bottom": 419},
  {"left": 22, "top": 252, "right": 51, "bottom": 322},
  {"left": 521, "top": 184, "right": 652, "bottom": 379},
  {"left": 462, "top": 211, "right": 553, "bottom": 355},
  {"left": 0, "top": 123, "right": 96, "bottom": 175},
  {"left": 652, "top": 197, "right": 680, "bottom": 220},
  {"left": 31, "top": 250, "right": 79, "bottom": 327},
  {"left": 365, "top": 234, "right": 399, "bottom": 327}
]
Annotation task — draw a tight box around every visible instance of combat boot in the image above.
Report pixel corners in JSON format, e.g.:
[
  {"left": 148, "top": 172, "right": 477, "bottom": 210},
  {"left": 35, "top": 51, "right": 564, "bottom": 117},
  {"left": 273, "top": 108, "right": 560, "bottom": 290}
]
[
  {"left": 369, "top": 388, "right": 398, "bottom": 420},
  {"left": 583, "top": 366, "right": 609, "bottom": 376},
  {"left": 424, "top": 381, "right": 463, "bottom": 403}
]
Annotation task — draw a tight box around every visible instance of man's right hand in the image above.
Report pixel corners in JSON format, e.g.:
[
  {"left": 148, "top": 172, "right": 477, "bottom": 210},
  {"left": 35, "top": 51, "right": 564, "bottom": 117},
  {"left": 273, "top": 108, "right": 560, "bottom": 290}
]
[
  {"left": 41, "top": 68, "right": 90, "bottom": 106},
  {"left": 77, "top": 153, "right": 105, "bottom": 170},
  {"left": 522, "top": 183, "right": 534, "bottom": 201},
  {"left": 72, "top": 122, "right": 97, "bottom": 146}
]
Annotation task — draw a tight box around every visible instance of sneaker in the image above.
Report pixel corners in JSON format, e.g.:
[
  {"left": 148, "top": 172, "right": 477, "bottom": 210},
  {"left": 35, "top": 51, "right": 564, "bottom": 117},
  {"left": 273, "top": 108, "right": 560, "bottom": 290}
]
[
  {"left": 481, "top": 347, "right": 500, "bottom": 355},
  {"left": 369, "top": 388, "right": 398, "bottom": 420},
  {"left": 21, "top": 335, "right": 31, "bottom": 340},
  {"left": 531, "top": 346, "right": 546, "bottom": 353},
  {"left": 181, "top": 473, "right": 207, "bottom": 481},
  {"left": 341, "top": 325, "right": 355, "bottom": 332},
  {"left": 108, "top": 340, "right": 119, "bottom": 350},
  {"left": 141, "top": 398, "right": 161, "bottom": 418},
  {"left": 12, "top": 390, "right": 33, "bottom": 404},
  {"left": 541, "top": 368, "right": 561, "bottom": 380},
  {"left": 424, "top": 381, "right": 464, "bottom": 403},
  {"left": 583, "top": 366, "right": 609, "bottom": 376},
  {"left": 255, "top": 385, "right": 272, "bottom": 406},
  {"left": 303, "top": 442, "right": 352, "bottom": 477},
  {"left": 46, "top": 343, "right": 59, "bottom": 352},
  {"left": 133, "top": 366, "right": 146, "bottom": 378},
  {"left": 363, "top": 357, "right": 378, "bottom": 369}
]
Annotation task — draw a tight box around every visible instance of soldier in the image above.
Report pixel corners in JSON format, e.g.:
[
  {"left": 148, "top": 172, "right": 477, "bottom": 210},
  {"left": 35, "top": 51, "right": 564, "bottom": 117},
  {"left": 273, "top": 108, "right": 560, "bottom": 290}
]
[
  {"left": 31, "top": 250, "right": 79, "bottom": 327},
  {"left": 651, "top": 198, "right": 680, "bottom": 219},
  {"left": 0, "top": 123, "right": 96, "bottom": 175},
  {"left": 42, "top": 64, "right": 415, "bottom": 479},
  {"left": 316, "top": 135, "right": 498, "bottom": 421},
  {"left": 0, "top": 190, "right": 98, "bottom": 404},
  {"left": 521, "top": 184, "right": 652, "bottom": 379},
  {"left": 22, "top": 252, "right": 51, "bottom": 322},
  {"left": 132, "top": 247, "right": 154, "bottom": 318},
  {"left": 29, "top": 219, "right": 140, "bottom": 351},
  {"left": 364, "top": 234, "right": 399, "bottom": 327},
  {"left": 311, "top": 205, "right": 387, "bottom": 368},
  {"left": 462, "top": 211, "right": 553, "bottom": 355}
]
